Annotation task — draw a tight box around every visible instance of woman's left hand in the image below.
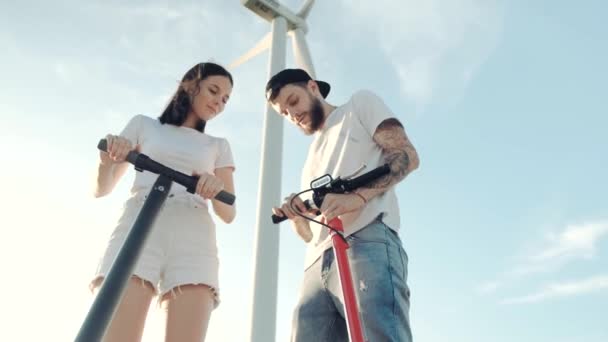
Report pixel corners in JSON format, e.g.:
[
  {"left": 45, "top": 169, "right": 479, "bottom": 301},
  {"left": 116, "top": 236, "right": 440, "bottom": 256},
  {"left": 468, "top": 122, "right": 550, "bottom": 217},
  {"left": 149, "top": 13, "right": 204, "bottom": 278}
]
[{"left": 193, "top": 171, "right": 225, "bottom": 200}]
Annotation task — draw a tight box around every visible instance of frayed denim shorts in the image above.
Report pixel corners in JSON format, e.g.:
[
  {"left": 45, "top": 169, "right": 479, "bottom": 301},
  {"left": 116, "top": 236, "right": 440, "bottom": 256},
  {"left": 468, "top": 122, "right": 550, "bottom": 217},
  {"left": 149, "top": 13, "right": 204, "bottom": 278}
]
[{"left": 90, "top": 193, "right": 221, "bottom": 307}]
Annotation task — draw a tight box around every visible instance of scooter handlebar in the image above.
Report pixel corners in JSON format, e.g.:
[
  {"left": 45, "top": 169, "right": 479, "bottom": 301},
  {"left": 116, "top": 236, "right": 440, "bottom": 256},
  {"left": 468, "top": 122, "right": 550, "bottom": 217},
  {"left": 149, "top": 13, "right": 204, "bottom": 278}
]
[
  {"left": 98, "top": 139, "right": 235, "bottom": 205},
  {"left": 271, "top": 164, "right": 391, "bottom": 224}
]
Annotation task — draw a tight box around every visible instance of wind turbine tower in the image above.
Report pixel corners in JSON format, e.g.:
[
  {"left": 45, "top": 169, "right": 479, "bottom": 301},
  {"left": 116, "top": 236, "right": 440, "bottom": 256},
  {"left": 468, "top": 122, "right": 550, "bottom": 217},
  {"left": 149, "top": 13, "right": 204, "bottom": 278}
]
[{"left": 233, "top": 0, "right": 318, "bottom": 341}]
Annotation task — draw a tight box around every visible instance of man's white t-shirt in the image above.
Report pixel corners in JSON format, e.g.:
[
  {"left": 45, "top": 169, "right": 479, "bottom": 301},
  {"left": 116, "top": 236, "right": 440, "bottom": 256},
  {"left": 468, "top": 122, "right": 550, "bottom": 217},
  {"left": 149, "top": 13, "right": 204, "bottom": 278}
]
[
  {"left": 301, "top": 90, "right": 401, "bottom": 269},
  {"left": 120, "top": 114, "right": 235, "bottom": 208}
]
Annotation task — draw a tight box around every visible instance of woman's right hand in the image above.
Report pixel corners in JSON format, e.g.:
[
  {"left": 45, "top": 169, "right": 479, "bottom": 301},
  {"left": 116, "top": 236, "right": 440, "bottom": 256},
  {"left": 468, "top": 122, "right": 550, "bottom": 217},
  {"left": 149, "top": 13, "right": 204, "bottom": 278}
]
[{"left": 100, "top": 134, "right": 136, "bottom": 165}]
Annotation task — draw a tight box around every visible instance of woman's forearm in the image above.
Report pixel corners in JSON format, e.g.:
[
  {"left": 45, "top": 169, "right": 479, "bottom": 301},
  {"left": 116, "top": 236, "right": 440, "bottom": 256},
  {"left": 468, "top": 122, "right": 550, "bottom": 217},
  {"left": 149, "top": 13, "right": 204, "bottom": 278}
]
[
  {"left": 94, "top": 161, "right": 128, "bottom": 197},
  {"left": 212, "top": 201, "right": 236, "bottom": 224}
]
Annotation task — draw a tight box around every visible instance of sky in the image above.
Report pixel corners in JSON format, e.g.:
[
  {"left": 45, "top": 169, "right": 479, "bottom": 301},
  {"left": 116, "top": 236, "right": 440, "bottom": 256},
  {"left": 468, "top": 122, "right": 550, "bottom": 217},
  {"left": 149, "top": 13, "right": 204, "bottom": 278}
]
[{"left": 1, "top": 0, "right": 607, "bottom": 341}]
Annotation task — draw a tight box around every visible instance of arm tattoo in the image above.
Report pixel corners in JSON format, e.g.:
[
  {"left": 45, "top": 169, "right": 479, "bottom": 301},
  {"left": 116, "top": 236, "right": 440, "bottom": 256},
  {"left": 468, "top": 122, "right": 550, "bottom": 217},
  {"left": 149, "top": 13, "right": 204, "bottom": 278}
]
[
  {"left": 369, "top": 118, "right": 418, "bottom": 189},
  {"left": 379, "top": 150, "right": 410, "bottom": 188}
]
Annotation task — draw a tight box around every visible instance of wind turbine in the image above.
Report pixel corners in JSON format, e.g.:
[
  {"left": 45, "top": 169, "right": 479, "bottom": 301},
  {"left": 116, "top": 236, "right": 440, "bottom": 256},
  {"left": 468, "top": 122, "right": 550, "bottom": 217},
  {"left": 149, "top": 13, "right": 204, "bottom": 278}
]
[{"left": 230, "top": 0, "right": 318, "bottom": 341}]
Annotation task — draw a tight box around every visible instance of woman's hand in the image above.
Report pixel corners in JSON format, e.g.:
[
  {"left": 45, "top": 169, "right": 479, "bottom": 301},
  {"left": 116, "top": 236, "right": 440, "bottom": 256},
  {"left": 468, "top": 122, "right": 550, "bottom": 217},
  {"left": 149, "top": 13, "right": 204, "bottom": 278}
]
[
  {"left": 95, "top": 134, "right": 137, "bottom": 198},
  {"left": 100, "top": 134, "right": 137, "bottom": 165},
  {"left": 193, "top": 171, "right": 225, "bottom": 200}
]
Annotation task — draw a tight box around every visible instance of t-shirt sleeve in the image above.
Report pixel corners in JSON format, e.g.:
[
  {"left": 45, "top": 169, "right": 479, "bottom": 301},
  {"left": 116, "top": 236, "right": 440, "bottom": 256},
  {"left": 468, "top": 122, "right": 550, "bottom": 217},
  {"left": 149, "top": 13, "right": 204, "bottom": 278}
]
[
  {"left": 215, "top": 138, "right": 235, "bottom": 171},
  {"left": 352, "top": 90, "right": 396, "bottom": 137},
  {"left": 119, "top": 114, "right": 144, "bottom": 146}
]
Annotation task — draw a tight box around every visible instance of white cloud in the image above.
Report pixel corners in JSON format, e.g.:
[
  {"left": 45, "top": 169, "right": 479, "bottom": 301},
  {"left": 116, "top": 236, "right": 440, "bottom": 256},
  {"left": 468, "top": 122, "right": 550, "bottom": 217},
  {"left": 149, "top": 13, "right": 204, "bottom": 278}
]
[
  {"left": 531, "top": 221, "right": 608, "bottom": 262},
  {"left": 339, "top": 0, "right": 504, "bottom": 109},
  {"left": 479, "top": 220, "right": 608, "bottom": 297},
  {"left": 477, "top": 280, "right": 501, "bottom": 294},
  {"left": 53, "top": 62, "right": 88, "bottom": 83},
  {"left": 501, "top": 275, "right": 608, "bottom": 304},
  {"left": 125, "top": 4, "right": 184, "bottom": 20},
  {"left": 507, "top": 221, "right": 608, "bottom": 277}
]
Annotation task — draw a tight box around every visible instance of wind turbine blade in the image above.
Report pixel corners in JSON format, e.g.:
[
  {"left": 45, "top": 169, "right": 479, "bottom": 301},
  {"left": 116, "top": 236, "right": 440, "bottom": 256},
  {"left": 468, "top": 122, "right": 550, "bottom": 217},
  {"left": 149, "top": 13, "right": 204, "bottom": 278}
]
[
  {"left": 291, "top": 28, "right": 316, "bottom": 77},
  {"left": 228, "top": 32, "right": 272, "bottom": 69},
  {"left": 297, "top": 0, "right": 315, "bottom": 19}
]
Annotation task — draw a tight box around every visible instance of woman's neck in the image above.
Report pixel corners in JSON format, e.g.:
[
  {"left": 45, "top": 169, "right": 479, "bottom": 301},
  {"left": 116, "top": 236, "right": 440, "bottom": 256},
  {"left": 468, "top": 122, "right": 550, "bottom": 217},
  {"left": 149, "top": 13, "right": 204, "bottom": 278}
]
[{"left": 183, "top": 112, "right": 199, "bottom": 129}]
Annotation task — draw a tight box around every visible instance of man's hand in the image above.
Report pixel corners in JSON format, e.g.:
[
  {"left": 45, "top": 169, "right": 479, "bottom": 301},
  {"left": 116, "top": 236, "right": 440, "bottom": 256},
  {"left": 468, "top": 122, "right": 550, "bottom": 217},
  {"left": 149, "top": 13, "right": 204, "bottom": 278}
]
[
  {"left": 272, "top": 193, "right": 309, "bottom": 220},
  {"left": 319, "top": 192, "right": 366, "bottom": 222},
  {"left": 272, "top": 193, "right": 315, "bottom": 242}
]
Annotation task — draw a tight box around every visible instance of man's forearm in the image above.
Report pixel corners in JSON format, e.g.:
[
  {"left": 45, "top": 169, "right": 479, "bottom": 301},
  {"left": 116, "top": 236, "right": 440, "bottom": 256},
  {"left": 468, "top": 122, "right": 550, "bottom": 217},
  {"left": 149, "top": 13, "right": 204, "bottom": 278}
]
[
  {"left": 355, "top": 118, "right": 419, "bottom": 201},
  {"left": 356, "top": 149, "right": 414, "bottom": 201},
  {"left": 292, "top": 216, "right": 313, "bottom": 242}
]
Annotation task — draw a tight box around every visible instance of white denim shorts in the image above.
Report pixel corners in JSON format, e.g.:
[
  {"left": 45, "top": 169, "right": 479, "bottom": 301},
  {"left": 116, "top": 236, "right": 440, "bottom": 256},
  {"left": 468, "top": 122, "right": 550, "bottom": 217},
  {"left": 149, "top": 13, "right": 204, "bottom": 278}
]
[{"left": 91, "top": 193, "right": 221, "bottom": 307}]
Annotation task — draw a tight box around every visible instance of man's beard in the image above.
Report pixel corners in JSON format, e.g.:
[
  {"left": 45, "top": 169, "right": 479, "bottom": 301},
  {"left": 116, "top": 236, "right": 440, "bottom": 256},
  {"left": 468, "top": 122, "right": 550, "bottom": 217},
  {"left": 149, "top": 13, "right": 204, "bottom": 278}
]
[{"left": 304, "top": 96, "right": 325, "bottom": 134}]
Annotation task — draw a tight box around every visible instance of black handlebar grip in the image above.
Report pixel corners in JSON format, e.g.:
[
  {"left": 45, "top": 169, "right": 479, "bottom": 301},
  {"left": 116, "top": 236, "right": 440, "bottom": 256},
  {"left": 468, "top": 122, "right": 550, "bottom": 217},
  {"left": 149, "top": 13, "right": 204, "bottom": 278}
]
[
  {"left": 98, "top": 138, "right": 139, "bottom": 163},
  {"left": 215, "top": 191, "right": 236, "bottom": 205},
  {"left": 270, "top": 200, "right": 316, "bottom": 224},
  {"left": 98, "top": 139, "right": 108, "bottom": 152},
  {"left": 97, "top": 138, "right": 236, "bottom": 205},
  {"left": 177, "top": 173, "right": 200, "bottom": 194},
  {"left": 271, "top": 213, "right": 288, "bottom": 224},
  {"left": 347, "top": 164, "right": 391, "bottom": 191},
  {"left": 185, "top": 175, "right": 235, "bottom": 205}
]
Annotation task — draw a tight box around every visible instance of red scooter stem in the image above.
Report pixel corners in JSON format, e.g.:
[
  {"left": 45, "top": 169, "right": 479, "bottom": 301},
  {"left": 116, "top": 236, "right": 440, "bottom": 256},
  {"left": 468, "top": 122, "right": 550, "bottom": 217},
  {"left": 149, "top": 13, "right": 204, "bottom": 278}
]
[{"left": 327, "top": 217, "right": 366, "bottom": 342}]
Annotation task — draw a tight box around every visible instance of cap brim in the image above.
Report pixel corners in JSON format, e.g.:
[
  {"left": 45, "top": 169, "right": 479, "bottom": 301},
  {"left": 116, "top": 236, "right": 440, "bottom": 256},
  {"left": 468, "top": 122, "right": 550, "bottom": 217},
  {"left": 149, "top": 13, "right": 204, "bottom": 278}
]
[{"left": 317, "top": 81, "right": 330, "bottom": 98}]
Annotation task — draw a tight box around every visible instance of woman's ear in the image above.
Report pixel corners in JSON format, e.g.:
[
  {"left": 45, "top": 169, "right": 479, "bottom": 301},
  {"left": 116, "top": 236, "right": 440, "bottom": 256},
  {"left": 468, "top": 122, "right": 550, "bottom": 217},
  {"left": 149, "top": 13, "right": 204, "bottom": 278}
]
[{"left": 182, "top": 79, "right": 200, "bottom": 98}]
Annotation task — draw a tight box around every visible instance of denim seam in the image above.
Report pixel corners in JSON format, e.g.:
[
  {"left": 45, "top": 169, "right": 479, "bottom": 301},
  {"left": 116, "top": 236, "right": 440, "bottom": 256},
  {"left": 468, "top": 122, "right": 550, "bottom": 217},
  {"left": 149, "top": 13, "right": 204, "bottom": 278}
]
[
  {"left": 399, "top": 247, "right": 406, "bottom": 280},
  {"left": 321, "top": 252, "right": 342, "bottom": 341},
  {"left": 349, "top": 237, "right": 388, "bottom": 245},
  {"left": 384, "top": 219, "right": 407, "bottom": 280},
  {"left": 326, "top": 315, "right": 337, "bottom": 341},
  {"left": 321, "top": 250, "right": 336, "bottom": 313},
  {"left": 384, "top": 229, "right": 399, "bottom": 340},
  {"left": 321, "top": 276, "right": 335, "bottom": 311}
]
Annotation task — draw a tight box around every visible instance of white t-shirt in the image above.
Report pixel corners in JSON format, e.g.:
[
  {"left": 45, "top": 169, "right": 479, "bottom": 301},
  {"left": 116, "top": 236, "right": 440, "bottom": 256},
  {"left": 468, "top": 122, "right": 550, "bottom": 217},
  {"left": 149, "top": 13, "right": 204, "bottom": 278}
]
[
  {"left": 301, "top": 90, "right": 401, "bottom": 269},
  {"left": 119, "top": 114, "right": 235, "bottom": 208}
]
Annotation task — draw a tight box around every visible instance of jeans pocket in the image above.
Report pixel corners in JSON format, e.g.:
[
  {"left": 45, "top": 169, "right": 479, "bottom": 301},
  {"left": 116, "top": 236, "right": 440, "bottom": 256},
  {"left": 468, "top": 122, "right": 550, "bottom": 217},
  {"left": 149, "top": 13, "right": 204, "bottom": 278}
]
[{"left": 347, "top": 219, "right": 389, "bottom": 245}]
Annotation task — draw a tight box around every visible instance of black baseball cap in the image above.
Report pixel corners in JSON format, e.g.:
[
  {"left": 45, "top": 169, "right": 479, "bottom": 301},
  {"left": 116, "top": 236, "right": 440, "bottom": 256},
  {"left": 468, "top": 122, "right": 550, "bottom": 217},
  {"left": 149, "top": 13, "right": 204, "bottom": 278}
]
[{"left": 265, "top": 68, "right": 331, "bottom": 101}]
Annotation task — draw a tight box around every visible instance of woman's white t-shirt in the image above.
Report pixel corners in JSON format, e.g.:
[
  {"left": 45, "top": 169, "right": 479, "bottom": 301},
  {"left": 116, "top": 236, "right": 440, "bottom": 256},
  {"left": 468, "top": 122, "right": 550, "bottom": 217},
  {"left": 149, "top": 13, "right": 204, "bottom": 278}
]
[{"left": 119, "top": 114, "right": 235, "bottom": 208}]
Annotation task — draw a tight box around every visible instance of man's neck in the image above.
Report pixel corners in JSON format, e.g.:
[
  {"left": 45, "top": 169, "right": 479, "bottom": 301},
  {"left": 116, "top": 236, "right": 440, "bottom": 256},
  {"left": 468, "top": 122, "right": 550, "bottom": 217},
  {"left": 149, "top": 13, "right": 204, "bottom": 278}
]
[
  {"left": 312, "top": 99, "right": 337, "bottom": 134},
  {"left": 322, "top": 101, "right": 337, "bottom": 120}
]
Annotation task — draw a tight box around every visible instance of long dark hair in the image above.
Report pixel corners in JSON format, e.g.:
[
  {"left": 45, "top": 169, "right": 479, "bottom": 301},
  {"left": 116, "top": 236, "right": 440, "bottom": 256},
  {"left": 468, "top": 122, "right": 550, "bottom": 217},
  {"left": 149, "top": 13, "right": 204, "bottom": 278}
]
[{"left": 159, "top": 62, "right": 233, "bottom": 133}]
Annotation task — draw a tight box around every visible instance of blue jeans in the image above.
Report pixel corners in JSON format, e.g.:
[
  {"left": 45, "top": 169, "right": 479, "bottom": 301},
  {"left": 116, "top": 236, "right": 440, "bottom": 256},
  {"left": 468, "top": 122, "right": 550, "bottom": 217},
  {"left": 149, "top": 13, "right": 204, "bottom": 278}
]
[{"left": 291, "top": 217, "right": 412, "bottom": 341}]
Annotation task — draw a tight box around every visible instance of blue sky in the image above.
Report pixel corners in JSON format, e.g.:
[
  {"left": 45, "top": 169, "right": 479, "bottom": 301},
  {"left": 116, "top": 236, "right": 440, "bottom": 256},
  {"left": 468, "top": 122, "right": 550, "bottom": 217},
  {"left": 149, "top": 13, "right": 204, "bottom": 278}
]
[{"left": 1, "top": 0, "right": 606, "bottom": 341}]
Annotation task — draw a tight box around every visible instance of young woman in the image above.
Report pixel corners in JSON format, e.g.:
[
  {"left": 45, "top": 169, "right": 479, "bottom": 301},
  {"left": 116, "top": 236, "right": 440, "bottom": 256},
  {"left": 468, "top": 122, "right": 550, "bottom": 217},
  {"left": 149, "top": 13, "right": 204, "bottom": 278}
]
[{"left": 91, "top": 62, "right": 236, "bottom": 342}]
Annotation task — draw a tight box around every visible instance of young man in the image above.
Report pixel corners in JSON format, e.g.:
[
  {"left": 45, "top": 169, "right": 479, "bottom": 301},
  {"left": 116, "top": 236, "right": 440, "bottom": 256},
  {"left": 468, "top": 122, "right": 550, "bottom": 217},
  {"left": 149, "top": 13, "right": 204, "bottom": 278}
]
[{"left": 268, "top": 68, "right": 419, "bottom": 342}]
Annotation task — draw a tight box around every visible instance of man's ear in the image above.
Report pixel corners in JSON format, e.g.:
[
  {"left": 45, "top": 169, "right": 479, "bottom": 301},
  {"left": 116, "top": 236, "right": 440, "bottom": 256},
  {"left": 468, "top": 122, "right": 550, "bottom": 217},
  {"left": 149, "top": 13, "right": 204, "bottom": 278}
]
[{"left": 307, "top": 79, "right": 319, "bottom": 95}]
